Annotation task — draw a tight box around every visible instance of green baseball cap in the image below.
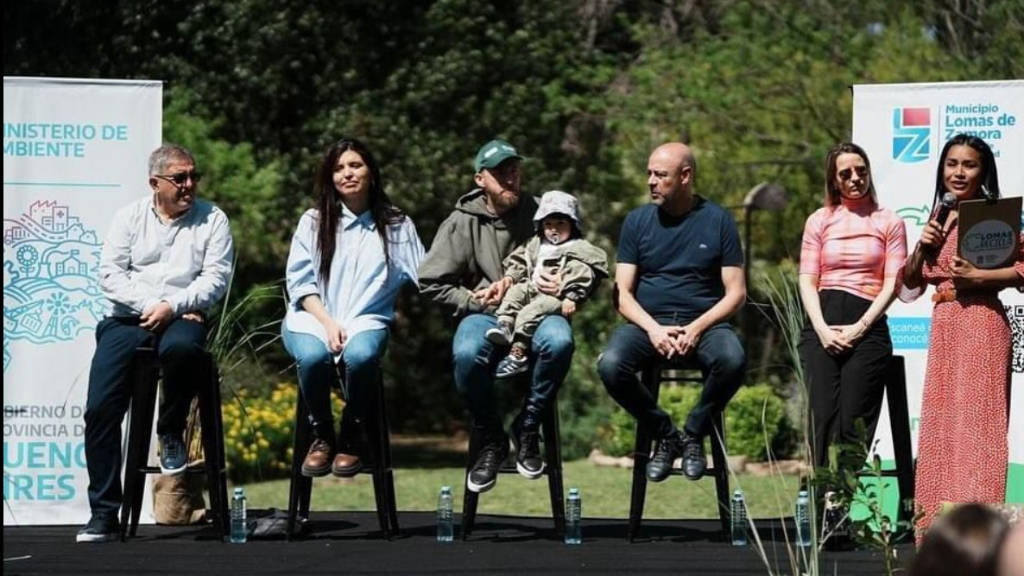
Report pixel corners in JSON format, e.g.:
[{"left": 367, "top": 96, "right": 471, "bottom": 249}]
[{"left": 473, "top": 139, "right": 522, "bottom": 172}]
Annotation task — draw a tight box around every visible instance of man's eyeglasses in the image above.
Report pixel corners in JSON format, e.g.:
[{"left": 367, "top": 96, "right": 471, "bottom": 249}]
[
  {"left": 838, "top": 166, "right": 868, "bottom": 181},
  {"left": 155, "top": 171, "right": 202, "bottom": 186}
]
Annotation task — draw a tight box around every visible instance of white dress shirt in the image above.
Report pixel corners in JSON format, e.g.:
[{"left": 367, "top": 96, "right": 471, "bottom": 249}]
[{"left": 99, "top": 195, "right": 234, "bottom": 317}]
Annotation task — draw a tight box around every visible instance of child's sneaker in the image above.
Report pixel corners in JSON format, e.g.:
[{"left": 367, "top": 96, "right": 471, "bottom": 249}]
[
  {"left": 495, "top": 343, "right": 529, "bottom": 379},
  {"left": 485, "top": 320, "right": 513, "bottom": 346}
]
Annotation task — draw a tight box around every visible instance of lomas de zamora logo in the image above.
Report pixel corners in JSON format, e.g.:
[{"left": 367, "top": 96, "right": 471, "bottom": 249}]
[{"left": 893, "top": 107, "right": 931, "bottom": 164}]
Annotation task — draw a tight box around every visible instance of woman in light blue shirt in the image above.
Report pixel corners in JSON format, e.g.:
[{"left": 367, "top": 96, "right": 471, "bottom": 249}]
[{"left": 283, "top": 138, "right": 424, "bottom": 477}]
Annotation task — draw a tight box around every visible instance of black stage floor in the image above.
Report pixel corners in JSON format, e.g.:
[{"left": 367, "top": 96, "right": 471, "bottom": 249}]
[{"left": 3, "top": 512, "right": 911, "bottom": 576}]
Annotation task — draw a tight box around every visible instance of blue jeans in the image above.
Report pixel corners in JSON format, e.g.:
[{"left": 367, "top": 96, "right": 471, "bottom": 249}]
[
  {"left": 452, "top": 313, "right": 574, "bottom": 432},
  {"left": 281, "top": 326, "right": 389, "bottom": 427},
  {"left": 597, "top": 322, "right": 745, "bottom": 439}
]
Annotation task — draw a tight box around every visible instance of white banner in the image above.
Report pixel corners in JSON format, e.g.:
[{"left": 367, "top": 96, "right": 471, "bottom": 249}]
[
  {"left": 3, "top": 77, "right": 162, "bottom": 524},
  {"left": 853, "top": 80, "right": 1024, "bottom": 503}
]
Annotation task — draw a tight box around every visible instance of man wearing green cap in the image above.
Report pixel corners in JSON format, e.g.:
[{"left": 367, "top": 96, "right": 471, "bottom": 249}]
[{"left": 419, "top": 139, "right": 574, "bottom": 493}]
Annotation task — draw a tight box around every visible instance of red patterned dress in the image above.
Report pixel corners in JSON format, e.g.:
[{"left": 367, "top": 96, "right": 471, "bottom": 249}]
[{"left": 905, "top": 221, "right": 1024, "bottom": 537}]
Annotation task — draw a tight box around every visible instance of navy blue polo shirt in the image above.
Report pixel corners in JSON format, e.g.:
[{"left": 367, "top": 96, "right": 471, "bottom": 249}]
[{"left": 617, "top": 197, "right": 744, "bottom": 323}]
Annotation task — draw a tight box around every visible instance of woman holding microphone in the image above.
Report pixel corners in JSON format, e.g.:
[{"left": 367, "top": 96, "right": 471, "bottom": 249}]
[{"left": 900, "top": 134, "right": 1023, "bottom": 537}]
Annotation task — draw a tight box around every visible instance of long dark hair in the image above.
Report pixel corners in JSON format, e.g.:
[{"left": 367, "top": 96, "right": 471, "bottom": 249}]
[
  {"left": 313, "top": 137, "right": 405, "bottom": 288},
  {"left": 823, "top": 142, "right": 877, "bottom": 207},
  {"left": 931, "top": 134, "right": 1001, "bottom": 213}
]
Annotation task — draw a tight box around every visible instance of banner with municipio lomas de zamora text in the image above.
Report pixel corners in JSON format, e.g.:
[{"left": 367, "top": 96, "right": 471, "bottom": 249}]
[{"left": 853, "top": 80, "right": 1024, "bottom": 505}]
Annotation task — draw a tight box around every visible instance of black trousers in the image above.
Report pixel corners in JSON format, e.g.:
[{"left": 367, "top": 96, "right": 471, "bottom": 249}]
[
  {"left": 799, "top": 290, "right": 892, "bottom": 469},
  {"left": 597, "top": 322, "right": 746, "bottom": 439},
  {"left": 83, "top": 316, "right": 208, "bottom": 517}
]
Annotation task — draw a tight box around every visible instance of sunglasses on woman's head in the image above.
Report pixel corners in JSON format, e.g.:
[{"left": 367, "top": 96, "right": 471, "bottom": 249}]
[
  {"left": 155, "top": 171, "right": 202, "bottom": 186},
  {"left": 837, "top": 166, "right": 868, "bottom": 181}
]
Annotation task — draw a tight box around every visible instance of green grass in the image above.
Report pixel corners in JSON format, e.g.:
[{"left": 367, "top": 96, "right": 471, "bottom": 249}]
[{"left": 240, "top": 459, "right": 801, "bottom": 519}]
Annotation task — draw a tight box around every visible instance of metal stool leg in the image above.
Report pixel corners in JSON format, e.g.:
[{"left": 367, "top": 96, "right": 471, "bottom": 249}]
[
  {"left": 460, "top": 430, "right": 482, "bottom": 540},
  {"left": 710, "top": 412, "right": 731, "bottom": 540},
  {"left": 543, "top": 404, "right": 566, "bottom": 539},
  {"left": 886, "top": 356, "right": 914, "bottom": 530},
  {"left": 627, "top": 421, "right": 652, "bottom": 543},
  {"left": 287, "top": 390, "right": 312, "bottom": 539},
  {"left": 198, "top": 355, "right": 228, "bottom": 540},
  {"left": 121, "top": 354, "right": 159, "bottom": 541},
  {"left": 376, "top": 377, "right": 400, "bottom": 535},
  {"left": 365, "top": 391, "right": 391, "bottom": 538},
  {"left": 627, "top": 366, "right": 659, "bottom": 542}
]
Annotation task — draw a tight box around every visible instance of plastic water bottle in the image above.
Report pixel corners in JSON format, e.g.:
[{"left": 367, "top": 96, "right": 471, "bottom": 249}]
[
  {"left": 795, "top": 489, "right": 811, "bottom": 548},
  {"left": 436, "top": 485, "right": 454, "bottom": 542},
  {"left": 230, "top": 486, "right": 247, "bottom": 543},
  {"left": 565, "top": 487, "right": 582, "bottom": 545},
  {"left": 730, "top": 489, "right": 747, "bottom": 546}
]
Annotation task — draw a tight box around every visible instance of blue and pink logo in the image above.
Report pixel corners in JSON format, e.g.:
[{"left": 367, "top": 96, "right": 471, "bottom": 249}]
[{"left": 892, "top": 107, "right": 932, "bottom": 163}]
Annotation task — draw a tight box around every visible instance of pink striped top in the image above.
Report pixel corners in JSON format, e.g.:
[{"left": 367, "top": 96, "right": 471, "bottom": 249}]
[{"left": 800, "top": 199, "right": 908, "bottom": 300}]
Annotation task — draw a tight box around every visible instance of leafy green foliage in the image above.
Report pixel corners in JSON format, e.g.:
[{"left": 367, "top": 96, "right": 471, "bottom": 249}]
[
  {"left": 813, "top": 421, "right": 922, "bottom": 575},
  {"left": 597, "top": 383, "right": 795, "bottom": 461},
  {"left": 163, "top": 90, "right": 291, "bottom": 295}
]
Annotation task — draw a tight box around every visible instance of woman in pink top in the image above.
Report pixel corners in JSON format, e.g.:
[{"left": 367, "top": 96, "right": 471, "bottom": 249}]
[
  {"left": 899, "top": 135, "right": 1023, "bottom": 538},
  {"left": 798, "top": 142, "right": 907, "bottom": 472}
]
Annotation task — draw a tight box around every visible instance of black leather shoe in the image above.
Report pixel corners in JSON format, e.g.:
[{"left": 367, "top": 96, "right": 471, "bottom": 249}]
[
  {"left": 467, "top": 434, "right": 509, "bottom": 493},
  {"left": 681, "top": 434, "right": 706, "bottom": 480},
  {"left": 510, "top": 421, "right": 544, "bottom": 480},
  {"left": 646, "top": 432, "right": 684, "bottom": 482}
]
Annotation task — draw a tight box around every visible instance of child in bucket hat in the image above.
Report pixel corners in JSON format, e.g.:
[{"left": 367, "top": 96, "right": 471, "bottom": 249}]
[{"left": 485, "top": 190, "right": 609, "bottom": 379}]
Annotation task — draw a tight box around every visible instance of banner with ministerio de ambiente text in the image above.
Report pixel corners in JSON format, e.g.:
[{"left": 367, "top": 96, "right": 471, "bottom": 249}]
[
  {"left": 853, "top": 80, "right": 1024, "bottom": 505},
  {"left": 4, "top": 77, "right": 162, "bottom": 525}
]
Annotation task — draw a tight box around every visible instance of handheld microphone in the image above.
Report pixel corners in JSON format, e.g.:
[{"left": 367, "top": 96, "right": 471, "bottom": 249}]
[
  {"left": 925, "top": 192, "right": 957, "bottom": 253},
  {"left": 935, "top": 192, "right": 957, "bottom": 227}
]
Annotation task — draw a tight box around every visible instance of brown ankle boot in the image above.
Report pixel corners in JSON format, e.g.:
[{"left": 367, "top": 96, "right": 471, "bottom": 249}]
[
  {"left": 332, "top": 419, "right": 364, "bottom": 477},
  {"left": 331, "top": 450, "right": 362, "bottom": 477},
  {"left": 301, "top": 438, "right": 333, "bottom": 477}
]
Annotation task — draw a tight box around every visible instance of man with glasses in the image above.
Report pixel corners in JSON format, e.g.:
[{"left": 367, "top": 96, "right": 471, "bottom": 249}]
[
  {"left": 597, "top": 142, "right": 746, "bottom": 482},
  {"left": 418, "top": 139, "right": 574, "bottom": 493},
  {"left": 77, "top": 144, "right": 234, "bottom": 542}
]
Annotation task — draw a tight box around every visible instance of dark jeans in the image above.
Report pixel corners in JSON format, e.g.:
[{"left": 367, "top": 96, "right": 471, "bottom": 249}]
[
  {"left": 84, "top": 316, "right": 208, "bottom": 518},
  {"left": 597, "top": 321, "right": 746, "bottom": 439},
  {"left": 452, "top": 313, "right": 574, "bottom": 433},
  {"left": 799, "top": 290, "right": 892, "bottom": 468}
]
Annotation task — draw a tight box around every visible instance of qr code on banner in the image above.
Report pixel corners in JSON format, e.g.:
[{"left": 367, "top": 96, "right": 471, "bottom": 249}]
[{"left": 1011, "top": 305, "right": 1024, "bottom": 374}]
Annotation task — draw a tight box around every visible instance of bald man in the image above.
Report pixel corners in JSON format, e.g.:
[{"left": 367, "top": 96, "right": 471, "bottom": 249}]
[
  {"left": 998, "top": 521, "right": 1024, "bottom": 576},
  {"left": 598, "top": 142, "right": 746, "bottom": 482}
]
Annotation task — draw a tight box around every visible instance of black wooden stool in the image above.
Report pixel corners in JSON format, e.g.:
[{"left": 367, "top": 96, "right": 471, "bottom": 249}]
[
  {"left": 876, "top": 355, "right": 915, "bottom": 529},
  {"left": 286, "top": 366, "right": 399, "bottom": 539},
  {"left": 119, "top": 346, "right": 229, "bottom": 541},
  {"left": 627, "top": 360, "right": 731, "bottom": 542},
  {"left": 461, "top": 402, "right": 565, "bottom": 540}
]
